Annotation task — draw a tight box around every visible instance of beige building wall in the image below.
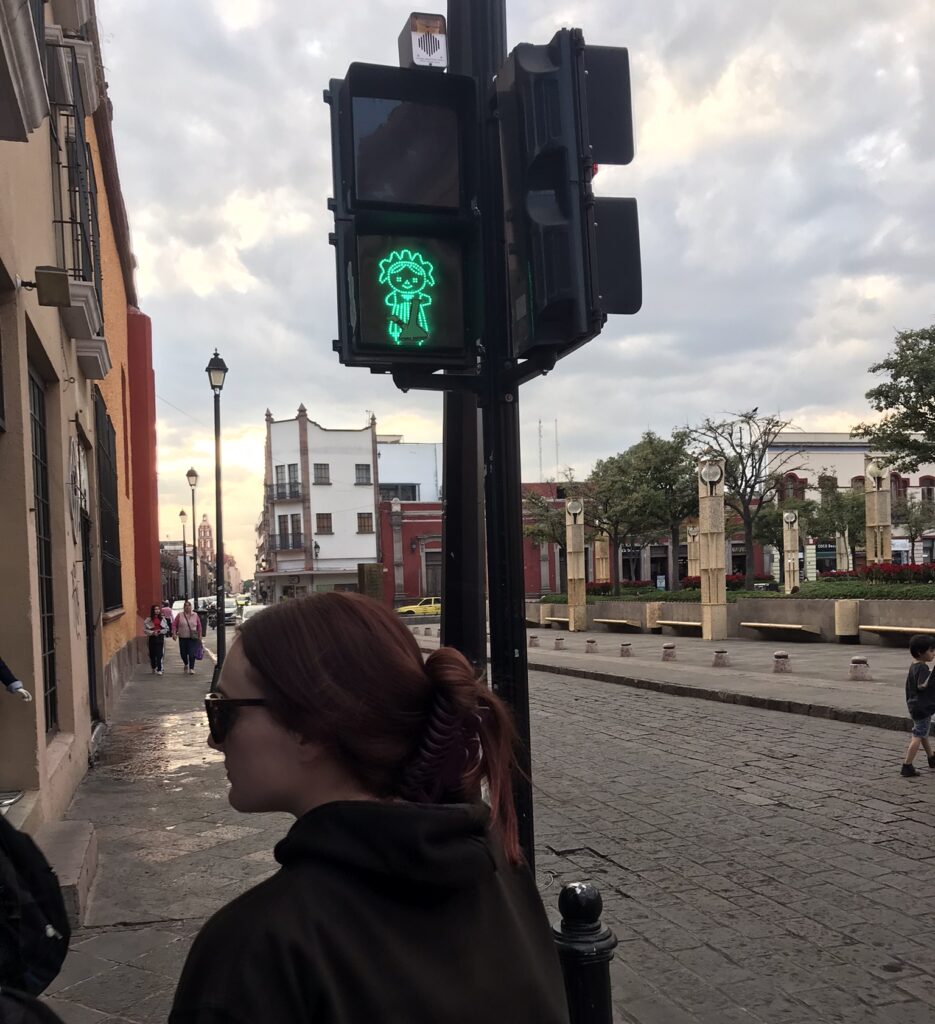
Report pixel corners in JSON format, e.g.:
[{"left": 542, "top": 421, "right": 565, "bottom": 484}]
[
  {"left": 0, "top": 92, "right": 97, "bottom": 828},
  {"left": 86, "top": 115, "right": 140, "bottom": 704}
]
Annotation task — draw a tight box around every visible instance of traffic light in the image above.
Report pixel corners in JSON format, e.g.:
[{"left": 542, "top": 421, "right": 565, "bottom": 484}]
[
  {"left": 496, "top": 28, "right": 641, "bottom": 361},
  {"left": 325, "top": 63, "right": 481, "bottom": 371}
]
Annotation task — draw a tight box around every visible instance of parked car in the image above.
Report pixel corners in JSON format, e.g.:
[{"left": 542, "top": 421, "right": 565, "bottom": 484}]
[
  {"left": 223, "top": 598, "right": 239, "bottom": 625},
  {"left": 396, "top": 597, "right": 441, "bottom": 616}
]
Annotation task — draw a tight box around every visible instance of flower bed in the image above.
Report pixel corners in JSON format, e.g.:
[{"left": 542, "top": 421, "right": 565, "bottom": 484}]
[{"left": 819, "top": 562, "right": 935, "bottom": 584}]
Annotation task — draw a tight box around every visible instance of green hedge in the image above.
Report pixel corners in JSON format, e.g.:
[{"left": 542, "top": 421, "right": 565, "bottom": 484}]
[
  {"left": 538, "top": 589, "right": 783, "bottom": 605},
  {"left": 796, "top": 581, "right": 935, "bottom": 601}
]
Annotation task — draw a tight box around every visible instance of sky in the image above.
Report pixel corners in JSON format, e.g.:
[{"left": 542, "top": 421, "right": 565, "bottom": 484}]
[{"left": 94, "top": 0, "right": 935, "bottom": 579}]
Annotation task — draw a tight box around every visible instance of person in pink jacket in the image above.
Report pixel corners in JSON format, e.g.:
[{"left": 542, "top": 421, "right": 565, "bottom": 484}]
[{"left": 174, "top": 600, "right": 203, "bottom": 675}]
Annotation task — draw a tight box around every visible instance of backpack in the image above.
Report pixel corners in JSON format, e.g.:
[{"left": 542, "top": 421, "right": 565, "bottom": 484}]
[{"left": 0, "top": 817, "right": 70, "bottom": 995}]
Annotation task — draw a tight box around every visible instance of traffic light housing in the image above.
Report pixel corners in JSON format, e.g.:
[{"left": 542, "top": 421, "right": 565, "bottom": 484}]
[
  {"left": 496, "top": 29, "right": 641, "bottom": 361},
  {"left": 326, "top": 63, "right": 481, "bottom": 371}
]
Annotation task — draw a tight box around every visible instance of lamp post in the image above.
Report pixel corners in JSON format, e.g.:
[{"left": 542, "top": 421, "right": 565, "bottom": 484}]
[
  {"left": 206, "top": 349, "right": 229, "bottom": 683},
  {"left": 186, "top": 468, "right": 199, "bottom": 603},
  {"left": 179, "top": 509, "right": 188, "bottom": 600}
]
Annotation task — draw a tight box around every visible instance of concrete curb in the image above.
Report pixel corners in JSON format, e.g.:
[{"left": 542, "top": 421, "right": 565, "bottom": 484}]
[{"left": 417, "top": 644, "right": 913, "bottom": 734}]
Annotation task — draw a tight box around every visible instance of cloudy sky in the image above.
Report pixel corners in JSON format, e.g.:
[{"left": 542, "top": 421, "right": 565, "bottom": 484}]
[{"left": 94, "top": 0, "right": 935, "bottom": 578}]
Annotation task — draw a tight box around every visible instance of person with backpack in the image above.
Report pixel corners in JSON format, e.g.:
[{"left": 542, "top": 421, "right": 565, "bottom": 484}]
[
  {"left": 0, "top": 815, "right": 70, "bottom": 998},
  {"left": 144, "top": 604, "right": 171, "bottom": 676}
]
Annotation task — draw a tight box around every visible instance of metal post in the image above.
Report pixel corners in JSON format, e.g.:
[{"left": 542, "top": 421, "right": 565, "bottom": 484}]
[
  {"left": 214, "top": 389, "right": 226, "bottom": 679},
  {"left": 191, "top": 488, "right": 198, "bottom": 602},
  {"left": 553, "top": 883, "right": 618, "bottom": 1024},
  {"left": 182, "top": 524, "right": 188, "bottom": 601},
  {"left": 447, "top": 0, "right": 535, "bottom": 867}
]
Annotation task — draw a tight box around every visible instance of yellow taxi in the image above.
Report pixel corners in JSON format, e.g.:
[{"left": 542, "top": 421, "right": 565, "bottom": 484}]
[{"left": 396, "top": 597, "right": 441, "bottom": 616}]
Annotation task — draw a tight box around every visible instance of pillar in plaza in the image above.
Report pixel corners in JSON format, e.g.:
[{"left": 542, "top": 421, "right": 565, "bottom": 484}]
[
  {"left": 565, "top": 499, "right": 587, "bottom": 632},
  {"left": 592, "top": 533, "right": 610, "bottom": 584},
  {"left": 835, "top": 530, "right": 851, "bottom": 571},
  {"left": 864, "top": 457, "right": 892, "bottom": 564},
  {"left": 698, "top": 458, "right": 727, "bottom": 641},
  {"left": 686, "top": 523, "right": 701, "bottom": 578},
  {"left": 782, "top": 510, "right": 801, "bottom": 594}
]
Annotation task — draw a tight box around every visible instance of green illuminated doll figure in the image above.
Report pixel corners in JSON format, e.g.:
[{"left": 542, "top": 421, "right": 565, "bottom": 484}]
[{"left": 379, "top": 249, "right": 435, "bottom": 346}]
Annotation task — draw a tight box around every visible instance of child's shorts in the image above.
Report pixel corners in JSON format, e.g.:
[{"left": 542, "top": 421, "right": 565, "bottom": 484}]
[{"left": 911, "top": 715, "right": 933, "bottom": 738}]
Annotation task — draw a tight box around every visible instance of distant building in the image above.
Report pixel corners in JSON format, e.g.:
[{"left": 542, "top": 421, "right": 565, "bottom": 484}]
[{"left": 255, "top": 406, "right": 379, "bottom": 602}]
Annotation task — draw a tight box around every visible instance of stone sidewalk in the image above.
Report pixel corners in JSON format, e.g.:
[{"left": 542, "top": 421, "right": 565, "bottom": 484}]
[{"left": 413, "top": 626, "right": 922, "bottom": 731}]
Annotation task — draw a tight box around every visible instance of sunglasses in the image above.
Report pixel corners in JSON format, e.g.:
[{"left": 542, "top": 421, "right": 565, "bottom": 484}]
[{"left": 204, "top": 692, "right": 269, "bottom": 744}]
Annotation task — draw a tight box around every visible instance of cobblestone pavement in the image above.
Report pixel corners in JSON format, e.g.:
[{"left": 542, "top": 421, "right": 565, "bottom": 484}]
[{"left": 42, "top": 655, "right": 935, "bottom": 1023}]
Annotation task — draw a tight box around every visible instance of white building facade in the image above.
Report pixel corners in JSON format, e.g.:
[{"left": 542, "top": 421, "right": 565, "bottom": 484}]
[
  {"left": 256, "top": 407, "right": 380, "bottom": 602},
  {"left": 376, "top": 436, "right": 443, "bottom": 502},
  {"left": 768, "top": 432, "right": 935, "bottom": 571}
]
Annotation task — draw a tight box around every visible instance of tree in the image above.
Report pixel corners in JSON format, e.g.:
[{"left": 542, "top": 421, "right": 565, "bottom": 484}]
[
  {"left": 626, "top": 430, "right": 698, "bottom": 590},
  {"left": 521, "top": 488, "right": 566, "bottom": 551},
  {"left": 892, "top": 496, "right": 935, "bottom": 564},
  {"left": 690, "top": 410, "right": 805, "bottom": 589},
  {"left": 570, "top": 454, "right": 655, "bottom": 595},
  {"left": 853, "top": 324, "right": 935, "bottom": 470},
  {"left": 810, "top": 488, "right": 865, "bottom": 568}
]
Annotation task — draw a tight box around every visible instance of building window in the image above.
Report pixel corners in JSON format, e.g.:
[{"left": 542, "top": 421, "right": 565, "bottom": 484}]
[
  {"left": 291, "top": 513, "right": 302, "bottom": 548},
  {"left": 891, "top": 474, "right": 909, "bottom": 502},
  {"left": 313, "top": 463, "right": 331, "bottom": 485},
  {"left": 817, "top": 475, "right": 837, "bottom": 503},
  {"left": 94, "top": 387, "right": 123, "bottom": 612},
  {"left": 379, "top": 483, "right": 419, "bottom": 502},
  {"left": 851, "top": 476, "right": 864, "bottom": 493},
  {"left": 782, "top": 473, "right": 806, "bottom": 502},
  {"left": 316, "top": 513, "right": 333, "bottom": 534},
  {"left": 278, "top": 514, "right": 288, "bottom": 547},
  {"left": 275, "top": 464, "right": 285, "bottom": 486},
  {"left": 357, "top": 512, "right": 374, "bottom": 534},
  {"left": 29, "top": 368, "right": 57, "bottom": 735},
  {"left": 921, "top": 477, "right": 935, "bottom": 503},
  {"left": 355, "top": 463, "right": 372, "bottom": 485}
]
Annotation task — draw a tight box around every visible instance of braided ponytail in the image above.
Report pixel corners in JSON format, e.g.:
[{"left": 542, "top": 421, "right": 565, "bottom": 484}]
[{"left": 400, "top": 647, "right": 521, "bottom": 865}]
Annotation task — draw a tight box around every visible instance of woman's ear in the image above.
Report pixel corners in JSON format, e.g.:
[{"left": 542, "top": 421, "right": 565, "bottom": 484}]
[{"left": 293, "top": 733, "right": 327, "bottom": 765}]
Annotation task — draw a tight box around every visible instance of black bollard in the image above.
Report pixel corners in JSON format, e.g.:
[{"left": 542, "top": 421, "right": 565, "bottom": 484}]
[{"left": 553, "top": 882, "right": 618, "bottom": 1024}]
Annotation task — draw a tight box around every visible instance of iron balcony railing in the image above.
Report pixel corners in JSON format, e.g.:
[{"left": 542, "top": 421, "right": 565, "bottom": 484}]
[
  {"left": 269, "top": 533, "right": 305, "bottom": 552},
  {"left": 266, "top": 482, "right": 305, "bottom": 502},
  {"left": 46, "top": 39, "right": 102, "bottom": 314}
]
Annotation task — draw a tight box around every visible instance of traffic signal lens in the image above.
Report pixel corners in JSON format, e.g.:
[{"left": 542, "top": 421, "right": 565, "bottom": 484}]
[
  {"left": 352, "top": 97, "right": 460, "bottom": 208},
  {"left": 357, "top": 235, "right": 464, "bottom": 352}
]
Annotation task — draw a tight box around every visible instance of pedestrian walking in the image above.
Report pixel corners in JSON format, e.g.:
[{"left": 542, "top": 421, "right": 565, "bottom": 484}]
[
  {"left": 170, "top": 592, "right": 568, "bottom": 1024},
  {"left": 143, "top": 604, "right": 170, "bottom": 675},
  {"left": 900, "top": 633, "right": 935, "bottom": 777},
  {"left": 161, "top": 599, "right": 175, "bottom": 638},
  {"left": 174, "top": 600, "right": 203, "bottom": 675}
]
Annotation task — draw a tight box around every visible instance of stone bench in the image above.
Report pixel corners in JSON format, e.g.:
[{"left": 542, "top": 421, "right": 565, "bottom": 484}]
[
  {"left": 741, "top": 621, "right": 819, "bottom": 635},
  {"left": 656, "top": 619, "right": 702, "bottom": 631},
  {"left": 859, "top": 625, "right": 935, "bottom": 636},
  {"left": 592, "top": 618, "right": 641, "bottom": 631},
  {"left": 544, "top": 616, "right": 570, "bottom": 629}
]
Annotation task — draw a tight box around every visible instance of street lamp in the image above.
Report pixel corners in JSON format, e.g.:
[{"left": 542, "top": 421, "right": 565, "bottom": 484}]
[
  {"left": 186, "top": 468, "right": 199, "bottom": 604},
  {"left": 179, "top": 509, "right": 188, "bottom": 600},
  {"left": 206, "top": 349, "right": 229, "bottom": 685}
]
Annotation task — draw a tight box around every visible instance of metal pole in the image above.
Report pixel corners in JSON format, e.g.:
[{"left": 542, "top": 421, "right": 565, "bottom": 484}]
[
  {"left": 449, "top": 0, "right": 535, "bottom": 867},
  {"left": 214, "top": 389, "right": 226, "bottom": 679},
  {"left": 553, "top": 883, "right": 618, "bottom": 1024},
  {"left": 442, "top": 0, "right": 488, "bottom": 674},
  {"left": 182, "top": 525, "right": 188, "bottom": 601},
  {"left": 191, "top": 488, "right": 198, "bottom": 602}
]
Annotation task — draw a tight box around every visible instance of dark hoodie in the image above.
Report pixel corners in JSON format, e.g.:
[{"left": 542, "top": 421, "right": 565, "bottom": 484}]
[{"left": 169, "top": 801, "right": 570, "bottom": 1024}]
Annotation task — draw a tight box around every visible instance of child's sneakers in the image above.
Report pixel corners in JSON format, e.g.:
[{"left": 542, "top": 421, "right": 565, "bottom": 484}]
[{"left": 901, "top": 763, "right": 920, "bottom": 777}]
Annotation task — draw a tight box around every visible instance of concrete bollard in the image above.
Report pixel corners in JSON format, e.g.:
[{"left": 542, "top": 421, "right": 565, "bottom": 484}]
[
  {"left": 554, "top": 637, "right": 565, "bottom": 651},
  {"left": 585, "top": 639, "right": 597, "bottom": 654},
  {"left": 619, "top": 643, "right": 632, "bottom": 658},
  {"left": 529, "top": 635, "right": 539, "bottom": 648},
  {"left": 553, "top": 883, "right": 617, "bottom": 1024},
  {"left": 424, "top": 627, "right": 433, "bottom": 636},
  {"left": 773, "top": 650, "right": 790, "bottom": 673},
  {"left": 712, "top": 649, "right": 730, "bottom": 668},
  {"left": 661, "top": 642, "right": 676, "bottom": 662},
  {"left": 849, "top": 655, "right": 871, "bottom": 681}
]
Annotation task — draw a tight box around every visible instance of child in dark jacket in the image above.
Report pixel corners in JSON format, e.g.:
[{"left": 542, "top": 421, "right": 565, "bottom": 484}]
[{"left": 900, "top": 634, "right": 935, "bottom": 777}]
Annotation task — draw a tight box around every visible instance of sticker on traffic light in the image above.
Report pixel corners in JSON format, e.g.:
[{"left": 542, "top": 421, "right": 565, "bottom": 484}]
[
  {"left": 357, "top": 235, "right": 463, "bottom": 353},
  {"left": 379, "top": 248, "right": 435, "bottom": 346}
]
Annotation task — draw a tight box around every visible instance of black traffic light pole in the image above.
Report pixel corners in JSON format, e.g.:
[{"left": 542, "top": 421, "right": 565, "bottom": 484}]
[{"left": 446, "top": 0, "right": 535, "bottom": 869}]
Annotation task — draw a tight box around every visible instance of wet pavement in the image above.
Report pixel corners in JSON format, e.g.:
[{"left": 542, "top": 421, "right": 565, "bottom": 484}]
[{"left": 42, "top": 632, "right": 935, "bottom": 1023}]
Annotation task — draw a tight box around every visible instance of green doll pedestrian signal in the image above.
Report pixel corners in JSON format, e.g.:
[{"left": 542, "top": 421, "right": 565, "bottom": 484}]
[{"left": 379, "top": 248, "right": 435, "bottom": 346}]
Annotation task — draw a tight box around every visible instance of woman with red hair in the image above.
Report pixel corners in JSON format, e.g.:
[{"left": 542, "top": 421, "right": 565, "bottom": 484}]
[{"left": 170, "top": 592, "right": 568, "bottom": 1024}]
